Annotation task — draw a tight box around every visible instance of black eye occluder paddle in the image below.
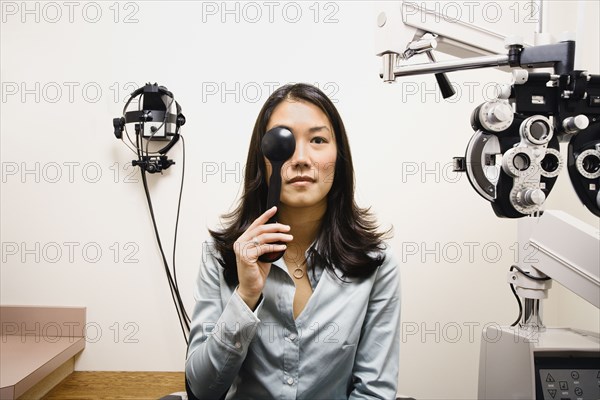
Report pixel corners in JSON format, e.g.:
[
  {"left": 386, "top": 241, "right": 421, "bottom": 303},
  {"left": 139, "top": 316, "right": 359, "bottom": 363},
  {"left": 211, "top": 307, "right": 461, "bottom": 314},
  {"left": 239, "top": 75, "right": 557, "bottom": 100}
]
[{"left": 258, "top": 126, "right": 295, "bottom": 263}]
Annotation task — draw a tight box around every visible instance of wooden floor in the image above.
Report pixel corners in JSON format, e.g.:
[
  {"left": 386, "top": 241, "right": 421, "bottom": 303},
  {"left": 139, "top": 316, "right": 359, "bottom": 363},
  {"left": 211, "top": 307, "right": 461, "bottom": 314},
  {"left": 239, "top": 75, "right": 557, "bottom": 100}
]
[{"left": 41, "top": 372, "right": 185, "bottom": 400}]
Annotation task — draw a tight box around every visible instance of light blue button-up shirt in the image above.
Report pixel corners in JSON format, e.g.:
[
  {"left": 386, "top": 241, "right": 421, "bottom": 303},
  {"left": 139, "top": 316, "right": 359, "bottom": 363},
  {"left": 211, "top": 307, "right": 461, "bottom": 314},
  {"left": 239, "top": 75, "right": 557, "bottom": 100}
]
[{"left": 186, "top": 239, "right": 401, "bottom": 399}]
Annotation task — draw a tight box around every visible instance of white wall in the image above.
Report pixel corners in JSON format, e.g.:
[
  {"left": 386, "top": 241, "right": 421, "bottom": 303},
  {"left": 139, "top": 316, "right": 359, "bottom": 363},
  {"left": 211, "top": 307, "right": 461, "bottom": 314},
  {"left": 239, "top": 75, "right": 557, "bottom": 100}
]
[{"left": 0, "top": 1, "right": 597, "bottom": 399}]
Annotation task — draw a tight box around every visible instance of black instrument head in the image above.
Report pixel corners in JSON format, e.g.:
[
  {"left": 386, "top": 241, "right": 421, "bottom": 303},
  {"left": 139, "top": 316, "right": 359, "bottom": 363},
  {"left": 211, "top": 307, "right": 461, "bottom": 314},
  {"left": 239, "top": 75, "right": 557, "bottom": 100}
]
[{"left": 262, "top": 126, "right": 296, "bottom": 162}]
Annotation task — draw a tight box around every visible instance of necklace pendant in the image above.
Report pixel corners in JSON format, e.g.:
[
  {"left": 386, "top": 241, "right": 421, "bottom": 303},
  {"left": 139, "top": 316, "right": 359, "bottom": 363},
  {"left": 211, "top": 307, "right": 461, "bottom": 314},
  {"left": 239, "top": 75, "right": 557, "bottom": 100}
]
[{"left": 293, "top": 267, "right": 304, "bottom": 279}]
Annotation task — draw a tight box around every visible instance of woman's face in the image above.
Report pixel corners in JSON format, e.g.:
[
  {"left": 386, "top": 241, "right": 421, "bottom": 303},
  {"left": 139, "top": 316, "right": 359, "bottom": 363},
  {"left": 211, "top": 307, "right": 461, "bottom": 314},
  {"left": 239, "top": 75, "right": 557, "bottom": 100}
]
[{"left": 264, "top": 99, "right": 337, "bottom": 209}]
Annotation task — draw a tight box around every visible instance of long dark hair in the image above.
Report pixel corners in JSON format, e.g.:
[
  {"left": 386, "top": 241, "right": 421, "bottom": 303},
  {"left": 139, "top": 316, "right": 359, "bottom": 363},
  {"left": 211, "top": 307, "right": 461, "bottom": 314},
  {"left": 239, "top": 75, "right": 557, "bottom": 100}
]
[{"left": 209, "top": 83, "right": 392, "bottom": 286}]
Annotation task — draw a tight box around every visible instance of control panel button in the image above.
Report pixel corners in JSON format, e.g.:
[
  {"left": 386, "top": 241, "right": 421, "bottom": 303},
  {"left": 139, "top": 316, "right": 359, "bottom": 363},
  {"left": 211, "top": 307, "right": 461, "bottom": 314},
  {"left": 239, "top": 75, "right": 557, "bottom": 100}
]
[
  {"left": 570, "top": 371, "right": 579, "bottom": 380},
  {"left": 559, "top": 381, "right": 568, "bottom": 390}
]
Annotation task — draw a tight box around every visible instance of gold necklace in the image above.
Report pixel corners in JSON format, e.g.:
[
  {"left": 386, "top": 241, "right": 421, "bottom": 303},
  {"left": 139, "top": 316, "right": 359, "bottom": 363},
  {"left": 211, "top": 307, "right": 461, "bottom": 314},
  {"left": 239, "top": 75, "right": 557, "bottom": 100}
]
[{"left": 286, "top": 257, "right": 306, "bottom": 279}]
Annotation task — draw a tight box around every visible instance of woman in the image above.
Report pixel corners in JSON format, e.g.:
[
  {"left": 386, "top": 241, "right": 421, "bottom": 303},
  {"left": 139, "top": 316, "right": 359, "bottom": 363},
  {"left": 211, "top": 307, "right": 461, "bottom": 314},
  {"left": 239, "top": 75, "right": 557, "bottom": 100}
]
[{"left": 186, "top": 83, "right": 400, "bottom": 399}]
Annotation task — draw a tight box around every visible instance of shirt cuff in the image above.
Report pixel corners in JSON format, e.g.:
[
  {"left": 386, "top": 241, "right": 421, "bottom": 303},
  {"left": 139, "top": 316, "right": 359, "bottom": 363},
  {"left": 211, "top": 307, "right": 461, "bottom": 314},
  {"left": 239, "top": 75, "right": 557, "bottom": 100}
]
[
  {"left": 233, "top": 286, "right": 265, "bottom": 315},
  {"left": 212, "top": 288, "right": 263, "bottom": 353}
]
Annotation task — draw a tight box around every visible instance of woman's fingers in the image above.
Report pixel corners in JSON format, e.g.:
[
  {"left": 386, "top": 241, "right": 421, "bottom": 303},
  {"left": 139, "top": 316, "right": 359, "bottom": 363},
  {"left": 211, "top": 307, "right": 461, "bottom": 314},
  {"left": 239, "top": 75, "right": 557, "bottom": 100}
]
[
  {"left": 235, "top": 208, "right": 292, "bottom": 303},
  {"left": 252, "top": 232, "right": 293, "bottom": 246},
  {"left": 246, "top": 206, "right": 278, "bottom": 231},
  {"left": 253, "top": 224, "right": 291, "bottom": 241},
  {"left": 237, "top": 233, "right": 291, "bottom": 261},
  {"left": 239, "top": 221, "right": 290, "bottom": 248},
  {"left": 256, "top": 242, "right": 288, "bottom": 257},
  {"left": 235, "top": 208, "right": 291, "bottom": 262}
]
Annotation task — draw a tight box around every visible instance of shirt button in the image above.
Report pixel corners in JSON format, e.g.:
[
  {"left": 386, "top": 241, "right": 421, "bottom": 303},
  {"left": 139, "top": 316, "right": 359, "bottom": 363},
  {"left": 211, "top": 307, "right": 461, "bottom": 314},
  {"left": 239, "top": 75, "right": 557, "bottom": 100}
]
[
  {"left": 234, "top": 341, "right": 241, "bottom": 349},
  {"left": 287, "top": 377, "right": 294, "bottom": 385},
  {"left": 288, "top": 333, "right": 297, "bottom": 340}
]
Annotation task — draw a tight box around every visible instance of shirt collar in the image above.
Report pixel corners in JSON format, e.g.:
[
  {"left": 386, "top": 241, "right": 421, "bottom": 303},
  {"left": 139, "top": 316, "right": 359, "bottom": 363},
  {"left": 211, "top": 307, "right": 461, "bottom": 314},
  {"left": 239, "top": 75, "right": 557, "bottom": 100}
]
[
  {"left": 306, "top": 242, "right": 324, "bottom": 289},
  {"left": 271, "top": 238, "right": 324, "bottom": 289}
]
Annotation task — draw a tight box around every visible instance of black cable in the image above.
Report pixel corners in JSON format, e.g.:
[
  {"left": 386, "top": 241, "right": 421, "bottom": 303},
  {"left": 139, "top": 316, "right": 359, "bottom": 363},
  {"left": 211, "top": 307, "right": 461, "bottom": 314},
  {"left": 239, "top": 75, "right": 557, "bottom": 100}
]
[
  {"left": 127, "top": 90, "right": 191, "bottom": 343},
  {"left": 509, "top": 265, "right": 551, "bottom": 327},
  {"left": 134, "top": 118, "right": 190, "bottom": 344},
  {"left": 155, "top": 97, "right": 191, "bottom": 327},
  {"left": 172, "top": 135, "right": 190, "bottom": 322},
  {"left": 136, "top": 126, "right": 186, "bottom": 335},
  {"left": 509, "top": 279, "right": 522, "bottom": 327},
  {"left": 140, "top": 166, "right": 190, "bottom": 343},
  {"left": 511, "top": 264, "right": 551, "bottom": 281}
]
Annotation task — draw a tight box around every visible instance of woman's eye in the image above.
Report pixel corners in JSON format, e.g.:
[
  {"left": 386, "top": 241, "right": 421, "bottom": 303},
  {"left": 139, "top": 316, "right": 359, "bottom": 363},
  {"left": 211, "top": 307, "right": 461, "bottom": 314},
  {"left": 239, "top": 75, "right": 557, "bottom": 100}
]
[{"left": 311, "top": 136, "right": 328, "bottom": 144}]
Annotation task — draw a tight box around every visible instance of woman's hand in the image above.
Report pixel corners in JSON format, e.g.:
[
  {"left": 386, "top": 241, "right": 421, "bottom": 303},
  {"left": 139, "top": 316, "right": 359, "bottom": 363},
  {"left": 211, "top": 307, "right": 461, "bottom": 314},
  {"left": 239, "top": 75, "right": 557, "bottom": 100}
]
[{"left": 234, "top": 206, "right": 292, "bottom": 309}]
